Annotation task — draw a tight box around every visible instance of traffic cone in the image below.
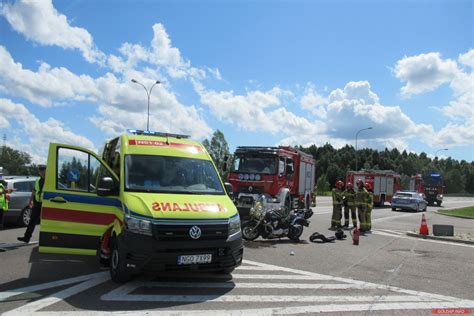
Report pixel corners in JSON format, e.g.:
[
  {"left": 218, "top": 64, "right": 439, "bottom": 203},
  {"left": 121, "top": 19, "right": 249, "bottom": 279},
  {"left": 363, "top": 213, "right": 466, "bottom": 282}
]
[{"left": 419, "top": 213, "right": 429, "bottom": 236}]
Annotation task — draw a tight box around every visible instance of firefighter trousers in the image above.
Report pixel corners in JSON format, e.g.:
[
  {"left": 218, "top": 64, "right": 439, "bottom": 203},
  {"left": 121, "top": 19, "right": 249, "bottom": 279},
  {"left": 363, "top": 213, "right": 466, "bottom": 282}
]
[
  {"left": 344, "top": 205, "right": 357, "bottom": 227},
  {"left": 331, "top": 204, "right": 342, "bottom": 228},
  {"left": 366, "top": 206, "right": 372, "bottom": 231},
  {"left": 357, "top": 205, "right": 367, "bottom": 231}
]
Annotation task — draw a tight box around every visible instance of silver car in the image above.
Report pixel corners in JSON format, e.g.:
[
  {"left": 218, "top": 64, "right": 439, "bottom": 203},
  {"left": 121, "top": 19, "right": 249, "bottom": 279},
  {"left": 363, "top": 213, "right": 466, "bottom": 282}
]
[
  {"left": 391, "top": 191, "right": 427, "bottom": 212},
  {"left": 1, "top": 176, "right": 38, "bottom": 226}
]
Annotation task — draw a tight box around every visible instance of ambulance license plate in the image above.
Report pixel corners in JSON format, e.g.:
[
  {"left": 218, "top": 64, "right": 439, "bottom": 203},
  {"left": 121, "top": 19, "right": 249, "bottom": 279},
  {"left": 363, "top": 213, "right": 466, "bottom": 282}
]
[{"left": 177, "top": 254, "right": 212, "bottom": 265}]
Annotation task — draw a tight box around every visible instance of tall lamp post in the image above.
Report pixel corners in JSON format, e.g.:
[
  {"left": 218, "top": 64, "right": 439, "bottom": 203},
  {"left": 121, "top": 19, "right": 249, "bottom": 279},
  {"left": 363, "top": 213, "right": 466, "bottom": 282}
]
[
  {"left": 355, "top": 127, "right": 373, "bottom": 171},
  {"left": 434, "top": 148, "right": 448, "bottom": 158},
  {"left": 131, "top": 79, "right": 161, "bottom": 131}
]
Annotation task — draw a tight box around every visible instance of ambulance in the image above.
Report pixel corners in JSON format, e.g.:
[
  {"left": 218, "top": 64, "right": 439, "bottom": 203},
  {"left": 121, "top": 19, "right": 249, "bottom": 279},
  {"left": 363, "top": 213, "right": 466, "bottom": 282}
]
[{"left": 38, "top": 130, "right": 243, "bottom": 282}]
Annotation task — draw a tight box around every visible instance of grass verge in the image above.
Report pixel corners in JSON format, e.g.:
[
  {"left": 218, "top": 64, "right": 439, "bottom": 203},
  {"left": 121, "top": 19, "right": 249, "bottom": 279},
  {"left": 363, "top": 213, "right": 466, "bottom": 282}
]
[{"left": 438, "top": 207, "right": 474, "bottom": 218}]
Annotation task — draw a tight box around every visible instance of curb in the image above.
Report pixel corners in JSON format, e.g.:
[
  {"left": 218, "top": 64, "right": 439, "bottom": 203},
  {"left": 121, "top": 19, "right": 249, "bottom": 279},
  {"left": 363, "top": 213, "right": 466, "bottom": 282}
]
[
  {"left": 406, "top": 231, "right": 474, "bottom": 245},
  {"left": 435, "top": 211, "right": 474, "bottom": 219}
]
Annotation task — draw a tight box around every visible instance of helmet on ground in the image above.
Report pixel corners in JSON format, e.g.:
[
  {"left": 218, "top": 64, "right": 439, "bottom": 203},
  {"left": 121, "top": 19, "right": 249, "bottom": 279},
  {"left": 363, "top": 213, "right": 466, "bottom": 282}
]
[
  {"left": 346, "top": 182, "right": 353, "bottom": 190},
  {"left": 335, "top": 180, "right": 344, "bottom": 189},
  {"left": 335, "top": 228, "right": 347, "bottom": 240}
]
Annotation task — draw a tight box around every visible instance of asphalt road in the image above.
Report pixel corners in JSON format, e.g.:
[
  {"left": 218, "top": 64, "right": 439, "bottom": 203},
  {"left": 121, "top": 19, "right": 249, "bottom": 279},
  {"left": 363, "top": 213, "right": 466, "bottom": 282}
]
[{"left": 1, "top": 196, "right": 473, "bottom": 315}]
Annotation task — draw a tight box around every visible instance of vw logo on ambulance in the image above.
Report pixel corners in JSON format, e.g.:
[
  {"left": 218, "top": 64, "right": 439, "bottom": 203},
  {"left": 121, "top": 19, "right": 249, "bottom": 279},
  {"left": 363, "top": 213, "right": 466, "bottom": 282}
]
[{"left": 189, "top": 226, "right": 202, "bottom": 239}]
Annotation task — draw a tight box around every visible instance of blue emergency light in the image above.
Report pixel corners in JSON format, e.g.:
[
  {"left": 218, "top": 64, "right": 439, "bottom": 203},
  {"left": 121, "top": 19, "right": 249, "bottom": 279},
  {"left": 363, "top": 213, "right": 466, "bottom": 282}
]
[{"left": 431, "top": 173, "right": 440, "bottom": 177}]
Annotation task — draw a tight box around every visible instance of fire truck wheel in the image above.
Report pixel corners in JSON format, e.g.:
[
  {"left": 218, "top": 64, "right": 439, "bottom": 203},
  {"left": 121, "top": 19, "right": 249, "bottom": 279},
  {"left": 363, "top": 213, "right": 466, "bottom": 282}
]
[
  {"left": 110, "top": 237, "right": 132, "bottom": 283},
  {"left": 379, "top": 196, "right": 385, "bottom": 207},
  {"left": 391, "top": 207, "right": 396, "bottom": 211},
  {"left": 436, "top": 201, "right": 442, "bottom": 206}
]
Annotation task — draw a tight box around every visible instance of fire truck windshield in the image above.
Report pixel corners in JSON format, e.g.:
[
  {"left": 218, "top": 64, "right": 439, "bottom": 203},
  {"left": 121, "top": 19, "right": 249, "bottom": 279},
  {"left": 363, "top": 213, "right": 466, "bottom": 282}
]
[
  {"left": 423, "top": 176, "right": 443, "bottom": 186},
  {"left": 233, "top": 156, "right": 277, "bottom": 174}
]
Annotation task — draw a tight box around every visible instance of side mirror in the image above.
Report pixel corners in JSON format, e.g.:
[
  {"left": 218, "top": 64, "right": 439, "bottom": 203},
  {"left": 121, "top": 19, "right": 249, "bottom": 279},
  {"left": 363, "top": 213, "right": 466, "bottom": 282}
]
[
  {"left": 222, "top": 155, "right": 229, "bottom": 172},
  {"left": 97, "top": 177, "right": 118, "bottom": 196},
  {"left": 224, "top": 182, "right": 233, "bottom": 198}
]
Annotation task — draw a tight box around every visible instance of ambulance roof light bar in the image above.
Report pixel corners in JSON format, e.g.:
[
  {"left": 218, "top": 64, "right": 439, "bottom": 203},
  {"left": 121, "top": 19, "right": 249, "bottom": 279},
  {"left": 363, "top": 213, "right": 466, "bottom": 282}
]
[{"left": 127, "top": 129, "right": 190, "bottom": 139}]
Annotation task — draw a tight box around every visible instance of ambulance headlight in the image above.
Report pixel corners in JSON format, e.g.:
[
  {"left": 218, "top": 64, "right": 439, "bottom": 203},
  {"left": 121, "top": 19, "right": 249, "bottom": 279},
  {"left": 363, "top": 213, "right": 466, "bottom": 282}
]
[
  {"left": 125, "top": 215, "right": 152, "bottom": 236},
  {"left": 227, "top": 215, "right": 241, "bottom": 240}
]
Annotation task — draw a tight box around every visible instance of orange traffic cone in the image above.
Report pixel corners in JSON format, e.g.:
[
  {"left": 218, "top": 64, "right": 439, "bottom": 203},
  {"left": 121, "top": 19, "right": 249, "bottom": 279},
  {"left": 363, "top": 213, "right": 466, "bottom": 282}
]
[{"left": 419, "top": 213, "right": 429, "bottom": 236}]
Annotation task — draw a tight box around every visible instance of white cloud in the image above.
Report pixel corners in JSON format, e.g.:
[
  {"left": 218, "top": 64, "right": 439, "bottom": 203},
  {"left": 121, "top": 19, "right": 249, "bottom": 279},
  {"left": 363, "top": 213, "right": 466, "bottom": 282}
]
[
  {"left": 0, "top": 98, "right": 95, "bottom": 162},
  {"left": 459, "top": 49, "right": 474, "bottom": 68},
  {"left": 300, "top": 85, "right": 327, "bottom": 118},
  {"left": 0, "top": 0, "right": 105, "bottom": 64},
  {"left": 394, "top": 52, "right": 458, "bottom": 96}
]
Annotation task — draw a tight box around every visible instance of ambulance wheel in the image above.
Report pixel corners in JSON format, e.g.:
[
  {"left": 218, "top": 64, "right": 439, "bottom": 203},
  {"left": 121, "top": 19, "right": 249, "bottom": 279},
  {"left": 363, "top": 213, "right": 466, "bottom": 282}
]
[
  {"left": 18, "top": 206, "right": 32, "bottom": 227},
  {"left": 110, "top": 237, "right": 131, "bottom": 283}
]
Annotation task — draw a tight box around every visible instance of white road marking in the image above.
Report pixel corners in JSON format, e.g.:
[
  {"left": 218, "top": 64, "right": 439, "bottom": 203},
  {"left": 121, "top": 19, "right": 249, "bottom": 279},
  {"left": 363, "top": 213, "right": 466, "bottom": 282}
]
[
  {"left": 0, "top": 272, "right": 108, "bottom": 301},
  {"left": 2, "top": 259, "right": 473, "bottom": 314},
  {"left": 372, "top": 230, "right": 474, "bottom": 248},
  {"left": 3, "top": 273, "right": 109, "bottom": 314}
]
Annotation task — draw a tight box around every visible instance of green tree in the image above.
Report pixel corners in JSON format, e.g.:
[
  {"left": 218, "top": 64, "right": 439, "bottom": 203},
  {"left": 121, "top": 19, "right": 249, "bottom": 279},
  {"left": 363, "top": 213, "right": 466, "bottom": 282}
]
[
  {"left": 202, "top": 129, "right": 231, "bottom": 180},
  {"left": 0, "top": 146, "right": 34, "bottom": 175},
  {"left": 316, "top": 173, "right": 330, "bottom": 193}
]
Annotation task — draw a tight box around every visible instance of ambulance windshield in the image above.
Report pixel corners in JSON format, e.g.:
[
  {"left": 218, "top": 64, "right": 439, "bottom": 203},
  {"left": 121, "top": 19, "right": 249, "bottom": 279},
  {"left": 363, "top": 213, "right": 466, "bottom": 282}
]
[{"left": 124, "top": 155, "right": 225, "bottom": 195}]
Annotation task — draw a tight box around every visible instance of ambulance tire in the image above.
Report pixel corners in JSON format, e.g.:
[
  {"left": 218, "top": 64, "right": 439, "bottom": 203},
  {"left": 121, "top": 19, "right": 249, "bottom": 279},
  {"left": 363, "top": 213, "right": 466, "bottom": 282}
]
[{"left": 110, "top": 237, "right": 132, "bottom": 283}]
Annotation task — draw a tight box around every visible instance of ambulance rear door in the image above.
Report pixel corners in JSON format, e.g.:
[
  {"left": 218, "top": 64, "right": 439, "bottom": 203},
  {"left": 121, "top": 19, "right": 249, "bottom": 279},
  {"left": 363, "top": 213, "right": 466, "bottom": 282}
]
[{"left": 39, "top": 143, "right": 122, "bottom": 255}]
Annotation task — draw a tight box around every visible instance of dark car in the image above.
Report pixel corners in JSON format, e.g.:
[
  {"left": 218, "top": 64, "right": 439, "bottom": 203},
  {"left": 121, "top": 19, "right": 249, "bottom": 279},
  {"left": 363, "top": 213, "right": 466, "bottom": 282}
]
[
  {"left": 1, "top": 176, "right": 38, "bottom": 226},
  {"left": 391, "top": 191, "right": 427, "bottom": 212}
]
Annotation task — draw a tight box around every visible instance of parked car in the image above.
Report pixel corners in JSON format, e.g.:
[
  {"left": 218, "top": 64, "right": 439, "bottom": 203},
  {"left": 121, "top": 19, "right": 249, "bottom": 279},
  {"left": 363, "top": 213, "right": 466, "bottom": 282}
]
[
  {"left": 391, "top": 191, "right": 427, "bottom": 212},
  {"left": 1, "top": 176, "right": 38, "bottom": 226}
]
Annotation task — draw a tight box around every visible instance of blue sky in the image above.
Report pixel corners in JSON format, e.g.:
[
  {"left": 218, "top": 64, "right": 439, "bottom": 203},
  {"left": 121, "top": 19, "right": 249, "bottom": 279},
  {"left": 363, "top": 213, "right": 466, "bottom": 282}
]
[{"left": 0, "top": 0, "right": 473, "bottom": 164}]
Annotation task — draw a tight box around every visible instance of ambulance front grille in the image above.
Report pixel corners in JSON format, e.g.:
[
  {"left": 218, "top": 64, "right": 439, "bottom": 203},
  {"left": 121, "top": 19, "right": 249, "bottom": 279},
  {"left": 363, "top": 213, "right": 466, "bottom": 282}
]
[{"left": 153, "top": 224, "right": 229, "bottom": 241}]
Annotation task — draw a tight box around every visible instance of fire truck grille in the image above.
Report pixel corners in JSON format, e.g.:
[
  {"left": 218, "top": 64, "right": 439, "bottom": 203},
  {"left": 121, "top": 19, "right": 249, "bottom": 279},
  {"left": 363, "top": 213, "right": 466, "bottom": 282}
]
[
  {"left": 237, "top": 186, "right": 264, "bottom": 194},
  {"left": 153, "top": 224, "right": 228, "bottom": 241}
]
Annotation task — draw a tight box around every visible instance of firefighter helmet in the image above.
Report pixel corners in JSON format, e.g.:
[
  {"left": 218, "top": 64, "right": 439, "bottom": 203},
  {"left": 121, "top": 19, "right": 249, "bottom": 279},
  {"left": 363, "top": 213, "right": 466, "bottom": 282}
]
[
  {"left": 335, "top": 180, "right": 344, "bottom": 189},
  {"left": 356, "top": 179, "right": 364, "bottom": 187},
  {"left": 346, "top": 182, "right": 353, "bottom": 190},
  {"left": 365, "top": 182, "right": 372, "bottom": 191}
]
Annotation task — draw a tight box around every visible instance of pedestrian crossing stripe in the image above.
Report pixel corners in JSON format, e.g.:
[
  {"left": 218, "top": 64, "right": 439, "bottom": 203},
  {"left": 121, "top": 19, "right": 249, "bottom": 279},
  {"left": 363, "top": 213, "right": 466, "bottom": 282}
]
[{"left": 1, "top": 259, "right": 473, "bottom": 315}]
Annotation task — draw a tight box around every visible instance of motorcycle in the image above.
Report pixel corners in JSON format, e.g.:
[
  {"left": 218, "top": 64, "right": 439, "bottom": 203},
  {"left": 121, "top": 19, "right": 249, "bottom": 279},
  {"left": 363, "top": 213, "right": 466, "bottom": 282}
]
[{"left": 241, "top": 194, "right": 312, "bottom": 241}]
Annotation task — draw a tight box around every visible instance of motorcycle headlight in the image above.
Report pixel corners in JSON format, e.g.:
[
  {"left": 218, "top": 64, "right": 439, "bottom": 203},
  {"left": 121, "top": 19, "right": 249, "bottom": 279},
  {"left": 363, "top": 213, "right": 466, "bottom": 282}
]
[
  {"left": 228, "top": 214, "right": 241, "bottom": 239},
  {"left": 125, "top": 215, "right": 152, "bottom": 236}
]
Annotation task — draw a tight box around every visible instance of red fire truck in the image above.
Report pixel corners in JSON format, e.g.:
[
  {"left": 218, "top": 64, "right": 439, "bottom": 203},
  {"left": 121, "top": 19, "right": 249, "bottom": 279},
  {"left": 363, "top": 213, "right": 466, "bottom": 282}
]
[
  {"left": 410, "top": 173, "right": 444, "bottom": 206},
  {"left": 228, "top": 146, "right": 316, "bottom": 218},
  {"left": 346, "top": 169, "right": 401, "bottom": 206}
]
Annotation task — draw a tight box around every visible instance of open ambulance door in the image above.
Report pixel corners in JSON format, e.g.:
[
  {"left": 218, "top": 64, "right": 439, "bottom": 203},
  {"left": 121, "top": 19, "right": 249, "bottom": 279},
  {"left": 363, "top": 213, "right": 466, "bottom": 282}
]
[{"left": 39, "top": 143, "right": 122, "bottom": 256}]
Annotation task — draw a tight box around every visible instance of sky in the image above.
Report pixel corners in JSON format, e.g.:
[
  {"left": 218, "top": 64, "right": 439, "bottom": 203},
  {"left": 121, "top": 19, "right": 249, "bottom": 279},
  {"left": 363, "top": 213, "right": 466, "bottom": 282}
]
[{"left": 0, "top": 0, "right": 473, "bottom": 164}]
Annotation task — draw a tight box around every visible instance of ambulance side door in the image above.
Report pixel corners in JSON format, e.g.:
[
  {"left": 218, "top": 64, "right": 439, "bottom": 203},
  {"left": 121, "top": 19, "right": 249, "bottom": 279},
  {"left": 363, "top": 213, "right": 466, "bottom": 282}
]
[{"left": 39, "top": 143, "right": 122, "bottom": 255}]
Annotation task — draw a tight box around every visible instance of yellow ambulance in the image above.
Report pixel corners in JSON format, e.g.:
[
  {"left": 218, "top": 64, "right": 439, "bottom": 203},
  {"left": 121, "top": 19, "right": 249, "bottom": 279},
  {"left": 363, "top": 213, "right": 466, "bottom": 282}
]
[{"left": 39, "top": 130, "right": 243, "bottom": 282}]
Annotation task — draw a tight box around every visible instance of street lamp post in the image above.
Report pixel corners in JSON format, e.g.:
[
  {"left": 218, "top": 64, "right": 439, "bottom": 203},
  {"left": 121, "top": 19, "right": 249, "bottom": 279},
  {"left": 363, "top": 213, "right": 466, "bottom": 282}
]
[
  {"left": 131, "top": 79, "right": 161, "bottom": 131},
  {"left": 355, "top": 127, "right": 373, "bottom": 171},
  {"left": 434, "top": 148, "right": 448, "bottom": 158}
]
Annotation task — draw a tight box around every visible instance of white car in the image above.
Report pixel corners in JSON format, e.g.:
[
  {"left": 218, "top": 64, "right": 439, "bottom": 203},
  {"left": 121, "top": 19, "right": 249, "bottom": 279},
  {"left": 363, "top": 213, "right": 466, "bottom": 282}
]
[{"left": 391, "top": 191, "right": 427, "bottom": 212}]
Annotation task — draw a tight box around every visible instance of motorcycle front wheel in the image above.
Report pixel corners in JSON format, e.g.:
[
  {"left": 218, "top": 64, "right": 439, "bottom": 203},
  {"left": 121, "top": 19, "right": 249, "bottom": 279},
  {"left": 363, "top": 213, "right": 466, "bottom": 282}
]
[
  {"left": 242, "top": 220, "right": 260, "bottom": 241},
  {"left": 288, "top": 224, "right": 303, "bottom": 241}
]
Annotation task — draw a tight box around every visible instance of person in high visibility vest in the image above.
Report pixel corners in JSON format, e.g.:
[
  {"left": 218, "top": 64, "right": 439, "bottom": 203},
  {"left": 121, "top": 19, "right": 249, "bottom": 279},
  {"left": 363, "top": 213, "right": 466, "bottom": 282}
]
[
  {"left": 330, "top": 180, "right": 344, "bottom": 230},
  {"left": 355, "top": 179, "right": 369, "bottom": 232},
  {"left": 343, "top": 182, "right": 357, "bottom": 228},
  {"left": 365, "top": 182, "right": 374, "bottom": 232},
  {"left": 18, "top": 164, "right": 46, "bottom": 243},
  {"left": 0, "top": 180, "right": 9, "bottom": 230}
]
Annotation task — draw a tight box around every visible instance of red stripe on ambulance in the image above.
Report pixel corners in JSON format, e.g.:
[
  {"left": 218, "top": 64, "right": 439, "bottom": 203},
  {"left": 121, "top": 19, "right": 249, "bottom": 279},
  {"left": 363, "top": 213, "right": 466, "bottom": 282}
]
[{"left": 42, "top": 207, "right": 120, "bottom": 226}]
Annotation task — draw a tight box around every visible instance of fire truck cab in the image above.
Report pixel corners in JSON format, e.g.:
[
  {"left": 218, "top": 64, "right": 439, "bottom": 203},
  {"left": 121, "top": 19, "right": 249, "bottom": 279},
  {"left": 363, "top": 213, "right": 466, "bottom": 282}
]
[
  {"left": 346, "top": 169, "right": 401, "bottom": 206},
  {"left": 410, "top": 172, "right": 444, "bottom": 206},
  {"left": 228, "top": 146, "right": 315, "bottom": 219}
]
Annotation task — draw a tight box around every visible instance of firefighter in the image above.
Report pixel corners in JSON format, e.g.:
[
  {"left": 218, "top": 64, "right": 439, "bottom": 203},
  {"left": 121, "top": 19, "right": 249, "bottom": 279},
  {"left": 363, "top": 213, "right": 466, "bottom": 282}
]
[
  {"left": 343, "top": 182, "right": 357, "bottom": 228},
  {"left": 330, "top": 180, "right": 344, "bottom": 230},
  {"left": 355, "top": 179, "right": 369, "bottom": 232},
  {"left": 0, "top": 180, "right": 8, "bottom": 230},
  {"left": 365, "top": 182, "right": 374, "bottom": 232}
]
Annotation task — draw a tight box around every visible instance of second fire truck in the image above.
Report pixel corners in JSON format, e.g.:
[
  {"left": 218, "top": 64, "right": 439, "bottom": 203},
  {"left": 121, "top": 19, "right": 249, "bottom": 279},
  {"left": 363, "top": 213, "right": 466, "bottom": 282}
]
[{"left": 346, "top": 169, "right": 401, "bottom": 206}]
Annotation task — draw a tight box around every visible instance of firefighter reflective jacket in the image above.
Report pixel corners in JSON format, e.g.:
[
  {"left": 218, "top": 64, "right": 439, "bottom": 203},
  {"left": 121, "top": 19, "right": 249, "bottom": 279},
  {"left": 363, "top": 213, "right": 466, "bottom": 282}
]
[
  {"left": 366, "top": 190, "right": 374, "bottom": 210},
  {"left": 343, "top": 189, "right": 356, "bottom": 206},
  {"left": 0, "top": 183, "right": 8, "bottom": 211},
  {"left": 332, "top": 188, "right": 343, "bottom": 205},
  {"left": 355, "top": 187, "right": 368, "bottom": 207}
]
